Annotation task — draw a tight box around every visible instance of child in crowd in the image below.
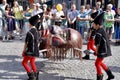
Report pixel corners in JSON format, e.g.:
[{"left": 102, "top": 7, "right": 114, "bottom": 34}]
[{"left": 104, "top": 9, "right": 114, "bottom": 41}]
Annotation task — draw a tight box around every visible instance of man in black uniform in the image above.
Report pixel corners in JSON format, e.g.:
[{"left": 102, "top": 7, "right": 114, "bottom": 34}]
[
  {"left": 93, "top": 12, "right": 114, "bottom": 80},
  {"left": 22, "top": 14, "right": 40, "bottom": 80},
  {"left": 83, "top": 11, "right": 100, "bottom": 60}
]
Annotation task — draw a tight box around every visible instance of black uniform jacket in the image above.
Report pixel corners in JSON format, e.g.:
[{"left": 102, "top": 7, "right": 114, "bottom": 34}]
[
  {"left": 25, "top": 28, "right": 39, "bottom": 57},
  {"left": 95, "top": 28, "right": 112, "bottom": 58},
  {"left": 89, "top": 27, "right": 96, "bottom": 39}
]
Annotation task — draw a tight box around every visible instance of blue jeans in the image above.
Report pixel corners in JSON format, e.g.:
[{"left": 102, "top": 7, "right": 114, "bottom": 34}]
[
  {"left": 78, "top": 26, "right": 85, "bottom": 39},
  {"left": 115, "top": 26, "right": 120, "bottom": 39},
  {"left": 15, "top": 19, "right": 24, "bottom": 30}
]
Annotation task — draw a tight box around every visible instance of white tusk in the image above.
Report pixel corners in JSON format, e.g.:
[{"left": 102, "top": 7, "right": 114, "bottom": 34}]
[
  {"left": 39, "top": 49, "right": 49, "bottom": 53},
  {"left": 74, "top": 48, "right": 84, "bottom": 52}
]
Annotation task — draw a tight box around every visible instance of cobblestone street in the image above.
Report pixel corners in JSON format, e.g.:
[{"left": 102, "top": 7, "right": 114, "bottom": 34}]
[{"left": 0, "top": 40, "right": 120, "bottom": 80}]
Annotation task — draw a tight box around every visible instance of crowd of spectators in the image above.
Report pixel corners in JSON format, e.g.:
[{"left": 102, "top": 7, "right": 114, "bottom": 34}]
[{"left": 0, "top": 0, "right": 120, "bottom": 44}]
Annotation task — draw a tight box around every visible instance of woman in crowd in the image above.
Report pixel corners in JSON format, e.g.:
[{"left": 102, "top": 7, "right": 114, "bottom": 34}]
[
  {"left": 24, "top": 5, "right": 31, "bottom": 34},
  {"left": 5, "top": 4, "right": 15, "bottom": 40},
  {"left": 12, "top": 1, "right": 24, "bottom": 40},
  {"left": 43, "top": 7, "right": 52, "bottom": 27}
]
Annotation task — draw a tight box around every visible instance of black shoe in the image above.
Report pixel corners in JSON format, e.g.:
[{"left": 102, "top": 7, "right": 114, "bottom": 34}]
[
  {"left": 97, "top": 74, "right": 103, "bottom": 80},
  {"left": 27, "top": 72, "right": 36, "bottom": 80},
  {"left": 82, "top": 54, "right": 90, "bottom": 60},
  {"left": 34, "top": 71, "right": 39, "bottom": 80},
  {"left": 84, "top": 50, "right": 94, "bottom": 54},
  {"left": 106, "top": 69, "right": 114, "bottom": 80}
]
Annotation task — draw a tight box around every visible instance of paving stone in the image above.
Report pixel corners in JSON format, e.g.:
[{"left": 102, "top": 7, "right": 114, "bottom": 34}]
[{"left": 0, "top": 41, "right": 119, "bottom": 80}]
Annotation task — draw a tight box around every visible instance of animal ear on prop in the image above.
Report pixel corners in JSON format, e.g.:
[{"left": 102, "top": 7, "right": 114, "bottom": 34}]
[{"left": 56, "top": 4, "right": 62, "bottom": 11}]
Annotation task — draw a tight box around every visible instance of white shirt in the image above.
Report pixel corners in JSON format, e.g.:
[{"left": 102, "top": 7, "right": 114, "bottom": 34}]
[
  {"left": 85, "top": 9, "right": 92, "bottom": 15},
  {"left": 31, "top": 8, "right": 43, "bottom": 16},
  {"left": 55, "top": 11, "right": 64, "bottom": 19},
  {"left": 110, "top": 10, "right": 116, "bottom": 16},
  {"left": 0, "top": 4, "right": 8, "bottom": 12},
  {"left": 0, "top": 10, "right": 2, "bottom": 18},
  {"left": 51, "top": 9, "right": 57, "bottom": 14}
]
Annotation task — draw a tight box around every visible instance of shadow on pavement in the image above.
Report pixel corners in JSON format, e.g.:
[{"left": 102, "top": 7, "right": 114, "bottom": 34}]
[
  {"left": 0, "top": 55, "right": 93, "bottom": 80},
  {"left": 39, "top": 73, "right": 93, "bottom": 80},
  {"left": 109, "top": 66, "right": 120, "bottom": 73}
]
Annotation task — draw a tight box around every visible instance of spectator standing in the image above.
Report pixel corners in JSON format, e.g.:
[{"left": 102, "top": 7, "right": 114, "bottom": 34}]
[
  {"left": 85, "top": 4, "right": 92, "bottom": 31},
  {"left": 62, "top": 2, "right": 68, "bottom": 27},
  {"left": 96, "top": 1, "right": 103, "bottom": 12},
  {"left": 42, "top": 4, "right": 47, "bottom": 12},
  {"left": 24, "top": 5, "right": 31, "bottom": 34},
  {"left": 51, "top": 4, "right": 57, "bottom": 25},
  {"left": 43, "top": 7, "right": 52, "bottom": 27},
  {"left": 107, "top": 4, "right": 116, "bottom": 16},
  {"left": 0, "top": 0, "right": 8, "bottom": 12},
  {"left": 0, "top": 8, "right": 3, "bottom": 37},
  {"left": 31, "top": 3, "right": 43, "bottom": 31},
  {"left": 77, "top": 6, "right": 88, "bottom": 38},
  {"left": 5, "top": 5, "right": 15, "bottom": 40},
  {"left": 85, "top": 4, "right": 92, "bottom": 15},
  {"left": 67, "top": 4, "right": 78, "bottom": 30},
  {"left": 31, "top": 3, "right": 43, "bottom": 16},
  {"left": 12, "top": 1, "right": 24, "bottom": 40},
  {"left": 55, "top": 4, "right": 65, "bottom": 24},
  {"left": 0, "top": 0, "right": 8, "bottom": 41},
  {"left": 104, "top": 9, "right": 114, "bottom": 41},
  {"left": 29, "top": 3, "right": 36, "bottom": 14},
  {"left": 51, "top": 4, "right": 57, "bottom": 15},
  {"left": 114, "top": 8, "right": 120, "bottom": 44},
  {"left": 107, "top": 4, "right": 116, "bottom": 38}
]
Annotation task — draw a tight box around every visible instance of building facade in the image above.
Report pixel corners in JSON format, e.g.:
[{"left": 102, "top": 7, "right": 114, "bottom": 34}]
[
  {"left": 52, "top": 0, "right": 119, "bottom": 10},
  {"left": 118, "top": 0, "right": 120, "bottom": 8},
  {"left": 0, "top": 0, "right": 119, "bottom": 9}
]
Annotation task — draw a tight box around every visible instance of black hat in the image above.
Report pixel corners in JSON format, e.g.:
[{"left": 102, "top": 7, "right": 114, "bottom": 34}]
[
  {"left": 93, "top": 11, "right": 105, "bottom": 25},
  {"left": 29, "top": 13, "right": 43, "bottom": 26},
  {"left": 90, "top": 10, "right": 101, "bottom": 19}
]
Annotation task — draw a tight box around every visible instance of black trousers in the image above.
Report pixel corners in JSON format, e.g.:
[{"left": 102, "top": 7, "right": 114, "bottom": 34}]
[{"left": 67, "top": 21, "right": 76, "bottom": 30}]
